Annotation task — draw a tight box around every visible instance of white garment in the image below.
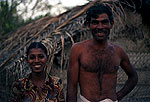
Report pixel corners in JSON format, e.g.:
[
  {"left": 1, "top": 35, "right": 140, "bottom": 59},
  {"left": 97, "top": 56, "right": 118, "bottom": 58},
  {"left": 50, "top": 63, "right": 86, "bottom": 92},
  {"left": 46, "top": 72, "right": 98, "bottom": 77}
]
[{"left": 79, "top": 95, "right": 118, "bottom": 102}]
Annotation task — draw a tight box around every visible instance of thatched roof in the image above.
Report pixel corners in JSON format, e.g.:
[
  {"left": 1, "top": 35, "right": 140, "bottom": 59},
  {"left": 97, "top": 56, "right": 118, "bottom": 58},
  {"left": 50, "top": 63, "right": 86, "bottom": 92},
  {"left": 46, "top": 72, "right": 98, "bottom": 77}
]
[
  {"left": 0, "top": 1, "right": 102, "bottom": 100},
  {"left": 0, "top": 0, "right": 149, "bottom": 70},
  {"left": 0, "top": 0, "right": 150, "bottom": 101},
  {"left": 0, "top": 0, "right": 126, "bottom": 71},
  {"left": 0, "top": 0, "right": 95, "bottom": 67},
  {"left": 0, "top": 0, "right": 149, "bottom": 79}
]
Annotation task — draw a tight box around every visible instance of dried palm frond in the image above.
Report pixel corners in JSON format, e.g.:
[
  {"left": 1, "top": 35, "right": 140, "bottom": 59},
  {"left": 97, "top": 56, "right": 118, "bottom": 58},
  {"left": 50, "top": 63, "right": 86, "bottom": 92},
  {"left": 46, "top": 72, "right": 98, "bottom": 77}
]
[
  {"left": 1, "top": 0, "right": 144, "bottom": 76},
  {"left": 0, "top": 1, "right": 150, "bottom": 101},
  {"left": 0, "top": 0, "right": 101, "bottom": 69}
]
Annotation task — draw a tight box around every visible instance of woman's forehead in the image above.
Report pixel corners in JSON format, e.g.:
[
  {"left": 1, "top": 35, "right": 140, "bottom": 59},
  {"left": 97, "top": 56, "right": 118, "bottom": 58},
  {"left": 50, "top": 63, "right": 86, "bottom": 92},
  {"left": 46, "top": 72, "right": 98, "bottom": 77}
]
[{"left": 29, "top": 48, "right": 46, "bottom": 54}]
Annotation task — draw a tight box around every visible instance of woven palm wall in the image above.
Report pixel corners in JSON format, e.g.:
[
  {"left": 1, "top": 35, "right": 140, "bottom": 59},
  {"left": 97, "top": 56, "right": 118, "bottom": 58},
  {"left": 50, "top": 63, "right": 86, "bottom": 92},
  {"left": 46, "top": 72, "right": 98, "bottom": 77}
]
[{"left": 0, "top": 0, "right": 149, "bottom": 102}]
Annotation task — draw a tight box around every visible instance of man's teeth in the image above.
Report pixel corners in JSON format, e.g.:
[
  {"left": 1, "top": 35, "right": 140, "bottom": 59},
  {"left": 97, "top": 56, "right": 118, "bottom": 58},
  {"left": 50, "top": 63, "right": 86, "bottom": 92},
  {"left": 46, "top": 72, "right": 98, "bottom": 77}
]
[{"left": 34, "top": 65, "right": 41, "bottom": 67}]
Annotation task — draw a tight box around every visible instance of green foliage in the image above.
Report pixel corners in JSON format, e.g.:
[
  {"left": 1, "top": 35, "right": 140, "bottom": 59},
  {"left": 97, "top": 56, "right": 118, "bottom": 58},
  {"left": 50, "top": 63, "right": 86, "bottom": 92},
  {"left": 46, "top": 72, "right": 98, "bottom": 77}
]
[{"left": 0, "top": 0, "right": 24, "bottom": 36}]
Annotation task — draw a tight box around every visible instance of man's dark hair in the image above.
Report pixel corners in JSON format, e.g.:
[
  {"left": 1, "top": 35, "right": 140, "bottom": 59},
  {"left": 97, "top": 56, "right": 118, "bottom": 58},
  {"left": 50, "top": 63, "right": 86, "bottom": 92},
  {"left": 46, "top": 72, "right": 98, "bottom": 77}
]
[
  {"left": 26, "top": 42, "right": 47, "bottom": 56},
  {"left": 85, "top": 3, "right": 114, "bottom": 24}
]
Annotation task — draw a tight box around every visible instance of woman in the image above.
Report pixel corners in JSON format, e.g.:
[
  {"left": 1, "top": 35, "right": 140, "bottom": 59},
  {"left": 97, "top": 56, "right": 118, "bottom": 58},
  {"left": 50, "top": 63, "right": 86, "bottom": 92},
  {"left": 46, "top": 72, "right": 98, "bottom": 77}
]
[{"left": 11, "top": 42, "right": 65, "bottom": 102}]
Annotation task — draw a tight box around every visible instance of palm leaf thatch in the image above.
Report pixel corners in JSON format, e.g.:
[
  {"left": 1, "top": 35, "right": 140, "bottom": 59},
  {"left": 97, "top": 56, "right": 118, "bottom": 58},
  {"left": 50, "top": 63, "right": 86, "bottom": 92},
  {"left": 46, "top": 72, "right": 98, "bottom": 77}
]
[
  {"left": 0, "top": 0, "right": 125, "bottom": 99},
  {"left": 0, "top": 0, "right": 126, "bottom": 71},
  {"left": 0, "top": 0, "right": 150, "bottom": 101}
]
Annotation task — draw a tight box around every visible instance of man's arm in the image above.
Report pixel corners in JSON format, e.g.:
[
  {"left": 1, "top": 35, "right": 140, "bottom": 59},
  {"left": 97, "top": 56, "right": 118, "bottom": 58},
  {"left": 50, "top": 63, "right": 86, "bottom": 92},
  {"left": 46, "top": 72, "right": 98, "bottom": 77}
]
[
  {"left": 67, "top": 44, "right": 80, "bottom": 102},
  {"left": 117, "top": 47, "right": 138, "bottom": 101}
]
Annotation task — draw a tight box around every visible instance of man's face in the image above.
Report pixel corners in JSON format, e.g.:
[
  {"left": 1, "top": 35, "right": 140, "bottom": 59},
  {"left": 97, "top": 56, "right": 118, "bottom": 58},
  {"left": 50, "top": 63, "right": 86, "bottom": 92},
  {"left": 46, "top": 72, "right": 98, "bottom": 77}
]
[
  {"left": 27, "top": 48, "right": 47, "bottom": 73},
  {"left": 88, "top": 13, "right": 113, "bottom": 41}
]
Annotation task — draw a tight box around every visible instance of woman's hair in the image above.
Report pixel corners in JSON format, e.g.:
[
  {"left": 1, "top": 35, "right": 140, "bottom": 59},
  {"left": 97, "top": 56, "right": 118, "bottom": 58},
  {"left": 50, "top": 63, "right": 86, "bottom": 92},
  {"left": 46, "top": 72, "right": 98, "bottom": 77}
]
[
  {"left": 85, "top": 3, "right": 114, "bottom": 24},
  {"left": 26, "top": 42, "right": 47, "bottom": 56}
]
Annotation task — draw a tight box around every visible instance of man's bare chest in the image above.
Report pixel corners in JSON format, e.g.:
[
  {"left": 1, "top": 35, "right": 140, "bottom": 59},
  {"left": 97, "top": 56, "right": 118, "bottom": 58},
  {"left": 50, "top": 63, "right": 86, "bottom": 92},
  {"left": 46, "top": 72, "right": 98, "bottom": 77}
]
[{"left": 80, "top": 48, "right": 120, "bottom": 73}]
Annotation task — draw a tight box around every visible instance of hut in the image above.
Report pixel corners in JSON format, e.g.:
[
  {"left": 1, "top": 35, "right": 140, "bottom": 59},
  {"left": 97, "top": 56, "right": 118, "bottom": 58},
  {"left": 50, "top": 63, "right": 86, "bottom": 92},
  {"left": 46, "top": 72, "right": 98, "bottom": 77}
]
[{"left": 0, "top": 0, "right": 149, "bottom": 101}]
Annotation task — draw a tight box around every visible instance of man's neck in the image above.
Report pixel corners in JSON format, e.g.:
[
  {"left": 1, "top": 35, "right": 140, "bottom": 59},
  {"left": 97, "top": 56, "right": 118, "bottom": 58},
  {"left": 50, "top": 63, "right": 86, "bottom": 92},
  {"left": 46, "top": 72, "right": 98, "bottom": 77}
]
[{"left": 92, "top": 39, "right": 108, "bottom": 49}]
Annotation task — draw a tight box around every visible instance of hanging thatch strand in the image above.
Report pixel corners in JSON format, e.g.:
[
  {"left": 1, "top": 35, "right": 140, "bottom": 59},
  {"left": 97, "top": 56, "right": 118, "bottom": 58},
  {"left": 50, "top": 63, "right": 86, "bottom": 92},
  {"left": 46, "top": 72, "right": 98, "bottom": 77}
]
[
  {"left": 0, "top": 0, "right": 101, "bottom": 69},
  {"left": 54, "top": 0, "right": 100, "bottom": 32},
  {"left": 0, "top": 0, "right": 150, "bottom": 101}
]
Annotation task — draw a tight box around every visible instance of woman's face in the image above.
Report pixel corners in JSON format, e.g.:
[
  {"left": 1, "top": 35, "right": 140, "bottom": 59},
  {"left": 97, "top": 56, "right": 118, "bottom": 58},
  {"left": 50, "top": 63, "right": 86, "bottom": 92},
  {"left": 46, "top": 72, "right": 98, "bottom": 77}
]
[{"left": 27, "top": 48, "right": 47, "bottom": 73}]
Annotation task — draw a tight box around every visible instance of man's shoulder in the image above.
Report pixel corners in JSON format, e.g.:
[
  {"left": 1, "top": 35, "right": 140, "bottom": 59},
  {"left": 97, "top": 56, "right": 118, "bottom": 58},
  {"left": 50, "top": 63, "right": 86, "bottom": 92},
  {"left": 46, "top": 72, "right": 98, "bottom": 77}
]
[
  {"left": 110, "top": 43, "right": 127, "bottom": 58},
  {"left": 72, "top": 40, "right": 91, "bottom": 49},
  {"left": 110, "top": 43, "right": 124, "bottom": 51}
]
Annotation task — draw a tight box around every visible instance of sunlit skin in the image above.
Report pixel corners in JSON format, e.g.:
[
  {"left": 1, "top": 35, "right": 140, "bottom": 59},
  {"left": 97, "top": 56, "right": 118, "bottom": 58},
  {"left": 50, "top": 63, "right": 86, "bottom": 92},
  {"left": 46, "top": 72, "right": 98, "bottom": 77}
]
[
  {"left": 67, "top": 12, "right": 138, "bottom": 102},
  {"left": 27, "top": 48, "right": 47, "bottom": 73},
  {"left": 88, "top": 13, "right": 113, "bottom": 42},
  {"left": 26, "top": 48, "right": 48, "bottom": 93}
]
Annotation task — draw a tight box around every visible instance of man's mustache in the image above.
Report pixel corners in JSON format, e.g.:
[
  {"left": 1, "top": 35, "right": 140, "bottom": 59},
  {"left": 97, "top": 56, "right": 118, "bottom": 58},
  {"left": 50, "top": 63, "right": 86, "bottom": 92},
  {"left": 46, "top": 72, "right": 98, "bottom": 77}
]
[{"left": 94, "top": 28, "right": 108, "bottom": 33}]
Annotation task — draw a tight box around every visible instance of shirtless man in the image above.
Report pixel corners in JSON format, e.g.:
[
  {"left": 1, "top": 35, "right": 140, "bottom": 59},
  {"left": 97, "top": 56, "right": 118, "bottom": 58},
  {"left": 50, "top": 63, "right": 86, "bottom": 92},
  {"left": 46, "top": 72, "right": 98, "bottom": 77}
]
[{"left": 67, "top": 3, "right": 138, "bottom": 102}]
